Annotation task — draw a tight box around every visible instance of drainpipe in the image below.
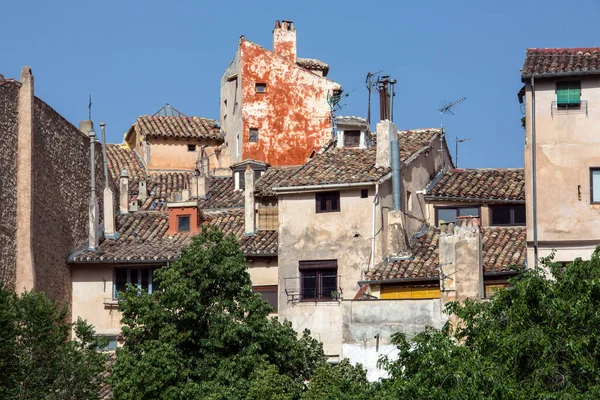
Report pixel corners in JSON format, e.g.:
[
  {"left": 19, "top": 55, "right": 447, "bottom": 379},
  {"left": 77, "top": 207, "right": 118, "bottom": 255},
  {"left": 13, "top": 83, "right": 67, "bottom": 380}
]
[
  {"left": 370, "top": 183, "right": 380, "bottom": 269},
  {"left": 390, "top": 128, "right": 401, "bottom": 210},
  {"left": 531, "top": 76, "right": 538, "bottom": 266}
]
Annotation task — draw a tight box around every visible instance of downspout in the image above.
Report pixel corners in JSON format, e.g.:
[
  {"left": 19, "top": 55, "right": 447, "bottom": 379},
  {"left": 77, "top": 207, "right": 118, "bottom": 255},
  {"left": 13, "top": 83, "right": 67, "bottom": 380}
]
[
  {"left": 370, "top": 183, "right": 380, "bottom": 269},
  {"left": 531, "top": 76, "right": 538, "bottom": 266},
  {"left": 390, "top": 129, "right": 401, "bottom": 210}
]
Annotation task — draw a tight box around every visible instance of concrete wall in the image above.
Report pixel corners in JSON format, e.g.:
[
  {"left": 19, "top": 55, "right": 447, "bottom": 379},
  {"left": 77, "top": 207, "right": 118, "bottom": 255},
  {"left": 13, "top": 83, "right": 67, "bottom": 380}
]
[
  {"left": 342, "top": 299, "right": 446, "bottom": 381},
  {"left": 220, "top": 45, "right": 243, "bottom": 166},
  {"left": 236, "top": 39, "right": 339, "bottom": 166},
  {"left": 0, "top": 82, "right": 19, "bottom": 288},
  {"left": 525, "top": 76, "right": 600, "bottom": 263},
  {"left": 32, "top": 97, "right": 104, "bottom": 306},
  {"left": 71, "top": 264, "right": 123, "bottom": 335},
  {"left": 278, "top": 187, "right": 377, "bottom": 355}
]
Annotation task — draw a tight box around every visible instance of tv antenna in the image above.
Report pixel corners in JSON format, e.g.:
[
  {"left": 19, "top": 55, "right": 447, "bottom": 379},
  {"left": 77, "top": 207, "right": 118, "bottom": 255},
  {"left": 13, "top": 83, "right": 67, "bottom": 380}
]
[
  {"left": 88, "top": 94, "right": 92, "bottom": 121},
  {"left": 438, "top": 97, "right": 466, "bottom": 157},
  {"left": 455, "top": 137, "right": 471, "bottom": 168},
  {"left": 365, "top": 71, "right": 382, "bottom": 127}
]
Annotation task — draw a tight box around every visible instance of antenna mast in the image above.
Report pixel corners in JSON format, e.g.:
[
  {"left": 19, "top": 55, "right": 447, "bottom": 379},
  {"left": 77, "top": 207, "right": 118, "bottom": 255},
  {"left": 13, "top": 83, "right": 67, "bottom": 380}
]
[
  {"left": 365, "top": 71, "right": 382, "bottom": 127},
  {"left": 88, "top": 95, "right": 92, "bottom": 121},
  {"left": 455, "top": 137, "right": 471, "bottom": 168},
  {"left": 438, "top": 97, "right": 466, "bottom": 160}
]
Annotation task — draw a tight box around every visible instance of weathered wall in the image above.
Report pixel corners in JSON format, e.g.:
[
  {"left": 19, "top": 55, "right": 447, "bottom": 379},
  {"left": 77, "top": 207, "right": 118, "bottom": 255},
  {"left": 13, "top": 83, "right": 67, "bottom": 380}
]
[
  {"left": 32, "top": 97, "right": 104, "bottom": 305},
  {"left": 0, "top": 82, "right": 19, "bottom": 288},
  {"left": 71, "top": 264, "right": 123, "bottom": 335},
  {"left": 220, "top": 45, "right": 243, "bottom": 166},
  {"left": 239, "top": 39, "right": 340, "bottom": 166},
  {"left": 247, "top": 258, "right": 278, "bottom": 286},
  {"left": 342, "top": 299, "right": 445, "bottom": 381},
  {"left": 525, "top": 77, "right": 600, "bottom": 263},
  {"left": 146, "top": 137, "right": 221, "bottom": 171},
  {"left": 278, "top": 187, "right": 376, "bottom": 355}
]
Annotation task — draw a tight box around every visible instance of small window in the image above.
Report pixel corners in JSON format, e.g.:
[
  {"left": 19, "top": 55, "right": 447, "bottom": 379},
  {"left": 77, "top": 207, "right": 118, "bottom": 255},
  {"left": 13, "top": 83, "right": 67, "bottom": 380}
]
[
  {"left": 360, "top": 189, "right": 368, "bottom": 199},
  {"left": 249, "top": 128, "right": 259, "bottom": 143},
  {"left": 253, "top": 285, "right": 278, "bottom": 312},
  {"left": 406, "top": 190, "right": 413, "bottom": 213},
  {"left": 316, "top": 191, "right": 340, "bottom": 213},
  {"left": 114, "top": 267, "right": 161, "bottom": 298},
  {"left": 97, "top": 336, "right": 118, "bottom": 351},
  {"left": 178, "top": 215, "right": 191, "bottom": 232},
  {"left": 435, "top": 206, "right": 480, "bottom": 226},
  {"left": 344, "top": 130, "right": 360, "bottom": 147},
  {"left": 258, "top": 200, "right": 278, "bottom": 230},
  {"left": 591, "top": 168, "right": 600, "bottom": 204},
  {"left": 556, "top": 81, "right": 581, "bottom": 108},
  {"left": 255, "top": 83, "right": 267, "bottom": 93},
  {"left": 490, "top": 205, "right": 526, "bottom": 226},
  {"left": 187, "top": 144, "right": 197, "bottom": 152},
  {"left": 299, "top": 260, "right": 338, "bottom": 301}
]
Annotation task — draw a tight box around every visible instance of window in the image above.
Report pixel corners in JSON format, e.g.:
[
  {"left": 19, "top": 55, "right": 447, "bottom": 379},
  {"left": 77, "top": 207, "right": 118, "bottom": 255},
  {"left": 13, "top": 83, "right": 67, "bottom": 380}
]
[
  {"left": 591, "top": 168, "right": 600, "bottom": 203},
  {"left": 556, "top": 81, "right": 581, "bottom": 108},
  {"left": 381, "top": 285, "right": 440, "bottom": 299},
  {"left": 187, "top": 144, "right": 196, "bottom": 152},
  {"left": 316, "top": 191, "right": 340, "bottom": 213},
  {"left": 360, "top": 189, "right": 368, "bottom": 199},
  {"left": 490, "top": 205, "right": 526, "bottom": 226},
  {"left": 237, "top": 168, "right": 263, "bottom": 191},
  {"left": 257, "top": 200, "right": 279, "bottom": 230},
  {"left": 344, "top": 130, "right": 360, "bottom": 147},
  {"left": 114, "top": 267, "right": 160, "bottom": 298},
  {"left": 435, "top": 206, "right": 479, "bottom": 225},
  {"left": 178, "top": 215, "right": 191, "bottom": 232},
  {"left": 406, "top": 190, "right": 413, "bottom": 213},
  {"left": 249, "top": 128, "right": 259, "bottom": 142},
  {"left": 96, "top": 336, "right": 118, "bottom": 351},
  {"left": 484, "top": 283, "right": 511, "bottom": 298},
  {"left": 299, "top": 260, "right": 338, "bottom": 301},
  {"left": 255, "top": 83, "right": 267, "bottom": 93},
  {"left": 253, "top": 285, "right": 278, "bottom": 312}
]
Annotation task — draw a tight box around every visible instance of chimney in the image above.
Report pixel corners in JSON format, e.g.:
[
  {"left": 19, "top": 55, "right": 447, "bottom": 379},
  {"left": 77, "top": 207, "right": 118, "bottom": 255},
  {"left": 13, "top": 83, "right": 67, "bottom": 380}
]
[
  {"left": 88, "top": 129, "right": 99, "bottom": 250},
  {"left": 244, "top": 165, "right": 255, "bottom": 235},
  {"left": 119, "top": 170, "right": 129, "bottom": 214},
  {"left": 100, "top": 122, "right": 118, "bottom": 239},
  {"left": 191, "top": 173, "right": 208, "bottom": 198},
  {"left": 79, "top": 120, "right": 94, "bottom": 135},
  {"left": 439, "top": 216, "right": 483, "bottom": 305},
  {"left": 15, "top": 66, "right": 35, "bottom": 293},
  {"left": 129, "top": 199, "right": 138, "bottom": 212},
  {"left": 138, "top": 180, "right": 147, "bottom": 202},
  {"left": 181, "top": 188, "right": 190, "bottom": 202},
  {"left": 273, "top": 20, "right": 297, "bottom": 62},
  {"left": 375, "top": 120, "right": 395, "bottom": 169}
]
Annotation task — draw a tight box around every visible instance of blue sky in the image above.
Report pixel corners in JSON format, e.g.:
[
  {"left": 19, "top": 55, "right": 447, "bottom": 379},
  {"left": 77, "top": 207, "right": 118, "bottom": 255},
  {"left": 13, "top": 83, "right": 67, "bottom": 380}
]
[{"left": 2, "top": 0, "right": 599, "bottom": 168}]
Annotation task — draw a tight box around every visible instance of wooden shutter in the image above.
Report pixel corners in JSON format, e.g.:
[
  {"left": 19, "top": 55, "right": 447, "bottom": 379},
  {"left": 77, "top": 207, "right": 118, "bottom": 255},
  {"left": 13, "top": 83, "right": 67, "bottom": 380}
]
[{"left": 557, "top": 82, "right": 580, "bottom": 105}]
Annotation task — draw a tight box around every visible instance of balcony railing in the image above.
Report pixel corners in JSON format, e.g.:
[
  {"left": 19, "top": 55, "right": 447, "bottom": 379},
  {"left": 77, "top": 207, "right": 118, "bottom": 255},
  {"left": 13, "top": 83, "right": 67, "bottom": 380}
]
[{"left": 284, "top": 275, "right": 343, "bottom": 303}]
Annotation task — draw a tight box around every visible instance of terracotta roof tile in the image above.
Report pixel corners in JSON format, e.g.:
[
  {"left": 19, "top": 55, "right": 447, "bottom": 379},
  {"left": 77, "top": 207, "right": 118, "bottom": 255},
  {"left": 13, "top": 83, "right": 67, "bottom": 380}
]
[
  {"left": 255, "top": 166, "right": 301, "bottom": 197},
  {"left": 522, "top": 47, "right": 600, "bottom": 79},
  {"left": 198, "top": 177, "right": 244, "bottom": 209},
  {"left": 365, "top": 226, "right": 526, "bottom": 281},
  {"left": 428, "top": 168, "right": 525, "bottom": 201},
  {"left": 296, "top": 58, "right": 330, "bottom": 75},
  {"left": 99, "top": 352, "right": 116, "bottom": 399},
  {"left": 134, "top": 115, "right": 222, "bottom": 140},
  {"left": 106, "top": 144, "right": 147, "bottom": 192},
  {"left": 276, "top": 129, "right": 440, "bottom": 188},
  {"left": 240, "top": 230, "right": 278, "bottom": 255}
]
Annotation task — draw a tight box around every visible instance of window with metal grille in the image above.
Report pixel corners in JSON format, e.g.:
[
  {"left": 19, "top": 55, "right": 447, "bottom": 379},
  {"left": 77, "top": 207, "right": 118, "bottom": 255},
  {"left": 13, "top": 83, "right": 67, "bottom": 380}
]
[
  {"left": 316, "top": 191, "right": 340, "bottom": 213},
  {"left": 249, "top": 128, "right": 259, "bottom": 142},
  {"left": 556, "top": 81, "right": 581, "bottom": 108},
  {"left": 299, "top": 260, "right": 338, "bottom": 301},
  {"left": 344, "top": 130, "right": 360, "bottom": 147},
  {"left": 257, "top": 200, "right": 278, "bottom": 230}
]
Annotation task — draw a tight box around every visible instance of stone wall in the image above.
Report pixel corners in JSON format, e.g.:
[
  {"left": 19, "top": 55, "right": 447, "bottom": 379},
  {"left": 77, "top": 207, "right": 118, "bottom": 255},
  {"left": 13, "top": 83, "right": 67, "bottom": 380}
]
[
  {"left": 31, "top": 97, "right": 104, "bottom": 305},
  {"left": 0, "top": 82, "right": 19, "bottom": 288}
]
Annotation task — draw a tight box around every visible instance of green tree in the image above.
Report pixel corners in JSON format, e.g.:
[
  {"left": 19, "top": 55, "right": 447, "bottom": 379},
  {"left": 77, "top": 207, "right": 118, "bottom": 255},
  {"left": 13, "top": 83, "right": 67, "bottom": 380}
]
[
  {"left": 0, "top": 285, "right": 106, "bottom": 399},
  {"left": 377, "top": 250, "right": 600, "bottom": 399},
  {"left": 110, "top": 226, "right": 325, "bottom": 399},
  {"left": 302, "top": 359, "right": 372, "bottom": 400}
]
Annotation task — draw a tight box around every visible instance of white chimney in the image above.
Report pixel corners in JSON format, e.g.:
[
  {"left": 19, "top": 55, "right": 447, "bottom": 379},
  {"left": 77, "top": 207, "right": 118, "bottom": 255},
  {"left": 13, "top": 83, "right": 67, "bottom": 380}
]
[
  {"left": 138, "top": 180, "right": 147, "bottom": 201},
  {"left": 375, "top": 120, "right": 395, "bottom": 169},
  {"left": 119, "top": 170, "right": 129, "bottom": 214},
  {"left": 244, "top": 166, "right": 255, "bottom": 235},
  {"left": 88, "top": 129, "right": 99, "bottom": 250},
  {"left": 99, "top": 122, "right": 118, "bottom": 239},
  {"left": 273, "top": 20, "right": 297, "bottom": 62}
]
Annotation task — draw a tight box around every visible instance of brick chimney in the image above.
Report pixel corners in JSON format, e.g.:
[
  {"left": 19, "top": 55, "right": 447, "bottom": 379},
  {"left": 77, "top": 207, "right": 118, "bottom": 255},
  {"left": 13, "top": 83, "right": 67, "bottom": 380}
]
[
  {"left": 439, "top": 216, "right": 484, "bottom": 305},
  {"left": 244, "top": 165, "right": 255, "bottom": 235},
  {"left": 273, "top": 20, "right": 297, "bottom": 62}
]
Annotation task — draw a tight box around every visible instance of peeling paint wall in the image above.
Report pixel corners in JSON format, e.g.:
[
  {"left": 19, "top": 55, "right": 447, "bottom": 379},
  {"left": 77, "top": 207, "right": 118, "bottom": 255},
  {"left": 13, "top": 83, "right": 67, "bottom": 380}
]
[
  {"left": 221, "top": 38, "right": 340, "bottom": 167},
  {"left": 525, "top": 77, "right": 600, "bottom": 263}
]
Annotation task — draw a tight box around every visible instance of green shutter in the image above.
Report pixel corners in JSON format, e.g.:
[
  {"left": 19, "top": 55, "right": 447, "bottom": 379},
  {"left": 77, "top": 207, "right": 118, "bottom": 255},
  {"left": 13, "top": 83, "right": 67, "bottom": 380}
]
[{"left": 557, "top": 82, "right": 581, "bottom": 105}]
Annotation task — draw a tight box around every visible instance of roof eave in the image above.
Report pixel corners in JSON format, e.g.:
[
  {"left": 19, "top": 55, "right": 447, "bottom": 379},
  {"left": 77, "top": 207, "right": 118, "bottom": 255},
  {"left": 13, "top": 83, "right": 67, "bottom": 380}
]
[
  {"left": 424, "top": 195, "right": 525, "bottom": 204},
  {"left": 521, "top": 69, "right": 600, "bottom": 82}
]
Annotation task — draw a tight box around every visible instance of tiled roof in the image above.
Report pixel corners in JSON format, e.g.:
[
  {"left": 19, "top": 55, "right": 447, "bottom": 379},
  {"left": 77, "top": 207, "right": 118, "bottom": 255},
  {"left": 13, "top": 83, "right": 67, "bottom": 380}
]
[
  {"left": 198, "top": 176, "right": 244, "bottom": 209},
  {"left": 522, "top": 48, "right": 600, "bottom": 79},
  {"left": 296, "top": 58, "right": 330, "bottom": 75},
  {"left": 275, "top": 129, "right": 440, "bottom": 188},
  {"left": 106, "top": 144, "right": 147, "bottom": 193},
  {"left": 255, "top": 166, "right": 301, "bottom": 197},
  {"left": 99, "top": 352, "right": 116, "bottom": 399},
  {"left": 427, "top": 168, "right": 525, "bottom": 201},
  {"left": 69, "top": 209, "right": 276, "bottom": 263},
  {"left": 365, "top": 226, "right": 526, "bottom": 281},
  {"left": 133, "top": 116, "right": 222, "bottom": 140}
]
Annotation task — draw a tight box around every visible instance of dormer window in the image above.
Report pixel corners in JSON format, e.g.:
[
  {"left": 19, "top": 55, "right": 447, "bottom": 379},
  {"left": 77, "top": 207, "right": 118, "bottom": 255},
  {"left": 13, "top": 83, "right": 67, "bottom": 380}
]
[
  {"left": 344, "top": 130, "right": 360, "bottom": 147},
  {"left": 166, "top": 202, "right": 199, "bottom": 235},
  {"left": 177, "top": 215, "right": 191, "bottom": 232}
]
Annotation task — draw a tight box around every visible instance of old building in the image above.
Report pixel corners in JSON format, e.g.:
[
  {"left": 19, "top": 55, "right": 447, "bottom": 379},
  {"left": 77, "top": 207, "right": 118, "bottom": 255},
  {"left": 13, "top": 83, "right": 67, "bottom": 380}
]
[
  {"left": 0, "top": 67, "right": 104, "bottom": 307},
  {"left": 521, "top": 47, "right": 600, "bottom": 265},
  {"left": 220, "top": 20, "right": 342, "bottom": 167}
]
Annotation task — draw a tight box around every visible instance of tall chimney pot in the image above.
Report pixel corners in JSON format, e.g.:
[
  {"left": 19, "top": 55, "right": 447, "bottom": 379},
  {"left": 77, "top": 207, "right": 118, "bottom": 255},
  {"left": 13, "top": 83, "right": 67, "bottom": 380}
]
[
  {"left": 273, "top": 19, "right": 297, "bottom": 62},
  {"left": 119, "top": 170, "right": 129, "bottom": 214},
  {"left": 244, "top": 165, "right": 255, "bottom": 235},
  {"left": 88, "top": 129, "right": 99, "bottom": 250}
]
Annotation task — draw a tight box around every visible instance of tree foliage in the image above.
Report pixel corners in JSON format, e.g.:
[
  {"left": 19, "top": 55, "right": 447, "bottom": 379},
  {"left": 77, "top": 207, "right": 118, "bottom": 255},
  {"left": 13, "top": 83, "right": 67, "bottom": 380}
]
[
  {"left": 0, "top": 285, "right": 106, "bottom": 399},
  {"left": 376, "top": 250, "right": 600, "bottom": 399},
  {"left": 110, "top": 226, "right": 325, "bottom": 399}
]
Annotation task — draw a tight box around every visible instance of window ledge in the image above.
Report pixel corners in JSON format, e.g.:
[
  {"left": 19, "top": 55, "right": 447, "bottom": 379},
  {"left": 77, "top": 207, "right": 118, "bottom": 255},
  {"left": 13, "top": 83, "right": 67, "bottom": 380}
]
[{"left": 551, "top": 100, "right": 587, "bottom": 116}]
